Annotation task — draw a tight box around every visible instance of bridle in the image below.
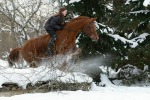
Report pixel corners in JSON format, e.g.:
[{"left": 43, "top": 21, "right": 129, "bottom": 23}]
[
  {"left": 63, "top": 20, "right": 96, "bottom": 49},
  {"left": 82, "top": 21, "right": 94, "bottom": 38}
]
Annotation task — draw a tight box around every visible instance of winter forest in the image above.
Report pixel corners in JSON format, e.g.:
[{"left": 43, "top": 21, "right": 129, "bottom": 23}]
[{"left": 0, "top": 0, "right": 150, "bottom": 99}]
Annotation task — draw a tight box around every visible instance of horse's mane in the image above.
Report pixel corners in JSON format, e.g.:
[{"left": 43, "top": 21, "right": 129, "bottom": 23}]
[
  {"left": 65, "top": 16, "right": 90, "bottom": 27},
  {"left": 70, "top": 16, "right": 89, "bottom": 22}
]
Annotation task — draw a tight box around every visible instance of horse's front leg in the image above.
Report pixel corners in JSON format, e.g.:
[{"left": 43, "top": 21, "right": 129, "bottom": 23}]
[
  {"left": 70, "top": 47, "right": 82, "bottom": 63},
  {"left": 71, "top": 48, "right": 82, "bottom": 57}
]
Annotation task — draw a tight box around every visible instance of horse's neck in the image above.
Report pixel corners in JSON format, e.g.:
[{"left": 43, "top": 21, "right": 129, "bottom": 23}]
[
  {"left": 66, "top": 19, "right": 85, "bottom": 33},
  {"left": 56, "top": 19, "right": 86, "bottom": 44}
]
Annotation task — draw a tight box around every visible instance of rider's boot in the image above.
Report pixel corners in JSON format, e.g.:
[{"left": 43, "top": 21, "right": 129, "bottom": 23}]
[{"left": 46, "top": 35, "right": 56, "bottom": 56}]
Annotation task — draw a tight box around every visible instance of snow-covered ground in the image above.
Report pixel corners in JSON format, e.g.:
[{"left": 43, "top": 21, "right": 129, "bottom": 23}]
[
  {"left": 0, "top": 59, "right": 150, "bottom": 99},
  {"left": 0, "top": 85, "right": 150, "bottom": 100}
]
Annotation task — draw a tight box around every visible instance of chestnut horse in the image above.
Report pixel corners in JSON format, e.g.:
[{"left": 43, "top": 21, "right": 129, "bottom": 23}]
[{"left": 8, "top": 16, "right": 99, "bottom": 67}]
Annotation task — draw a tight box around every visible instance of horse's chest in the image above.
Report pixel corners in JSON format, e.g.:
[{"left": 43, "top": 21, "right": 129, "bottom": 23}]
[{"left": 55, "top": 39, "right": 75, "bottom": 53}]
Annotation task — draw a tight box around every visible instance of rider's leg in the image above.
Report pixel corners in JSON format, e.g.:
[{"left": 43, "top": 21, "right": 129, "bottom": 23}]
[{"left": 46, "top": 29, "right": 57, "bottom": 56}]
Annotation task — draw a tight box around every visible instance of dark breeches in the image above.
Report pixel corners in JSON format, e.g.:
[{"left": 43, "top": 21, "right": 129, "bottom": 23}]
[
  {"left": 45, "top": 28, "right": 57, "bottom": 40},
  {"left": 45, "top": 28, "right": 57, "bottom": 56}
]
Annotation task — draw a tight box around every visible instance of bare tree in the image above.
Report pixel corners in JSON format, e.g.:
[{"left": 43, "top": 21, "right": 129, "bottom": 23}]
[
  {"left": 0, "top": 0, "right": 59, "bottom": 57},
  {"left": 0, "top": 0, "right": 42, "bottom": 45}
]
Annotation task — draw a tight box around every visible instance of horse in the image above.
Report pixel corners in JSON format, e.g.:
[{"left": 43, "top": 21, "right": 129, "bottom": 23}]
[{"left": 8, "top": 16, "right": 99, "bottom": 68}]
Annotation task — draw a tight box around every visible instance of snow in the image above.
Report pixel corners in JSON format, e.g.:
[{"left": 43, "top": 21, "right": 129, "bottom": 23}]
[
  {"left": 1, "top": 0, "right": 150, "bottom": 98},
  {"left": 130, "top": 10, "right": 150, "bottom": 14},
  {"left": 105, "top": 3, "right": 113, "bottom": 10},
  {"left": 0, "top": 75, "right": 150, "bottom": 100},
  {"left": 143, "top": 0, "right": 150, "bottom": 6},
  {"left": 0, "top": 65, "right": 92, "bottom": 89},
  {"left": 69, "top": 0, "right": 81, "bottom": 3},
  {"left": 0, "top": 87, "right": 149, "bottom": 100},
  {"left": 0, "top": 54, "right": 94, "bottom": 89},
  {"left": 125, "top": 0, "right": 138, "bottom": 5},
  {"left": 63, "top": 0, "right": 81, "bottom": 5},
  {"left": 131, "top": 33, "right": 149, "bottom": 43},
  {"left": 99, "top": 74, "right": 116, "bottom": 87},
  {"left": 0, "top": 59, "right": 150, "bottom": 99},
  {"left": 108, "top": 33, "right": 149, "bottom": 48},
  {"left": 0, "top": 59, "right": 9, "bottom": 67},
  {"left": 125, "top": 0, "right": 150, "bottom": 7},
  {"left": 108, "top": 34, "right": 138, "bottom": 48}
]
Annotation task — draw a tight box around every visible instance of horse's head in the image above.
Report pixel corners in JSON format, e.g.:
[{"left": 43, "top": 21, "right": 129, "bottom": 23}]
[{"left": 82, "top": 18, "right": 99, "bottom": 41}]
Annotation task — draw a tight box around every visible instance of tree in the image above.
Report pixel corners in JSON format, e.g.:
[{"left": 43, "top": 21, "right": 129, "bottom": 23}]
[
  {"left": 65, "top": 0, "right": 150, "bottom": 69},
  {"left": 0, "top": 0, "right": 59, "bottom": 58}
]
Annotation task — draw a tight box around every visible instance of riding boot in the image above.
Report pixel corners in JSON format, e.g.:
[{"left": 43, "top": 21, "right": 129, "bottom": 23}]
[
  {"left": 46, "top": 42, "right": 53, "bottom": 56},
  {"left": 46, "top": 35, "right": 57, "bottom": 56}
]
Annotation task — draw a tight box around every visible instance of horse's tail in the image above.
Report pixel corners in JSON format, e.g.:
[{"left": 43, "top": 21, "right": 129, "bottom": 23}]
[{"left": 7, "top": 47, "right": 21, "bottom": 66}]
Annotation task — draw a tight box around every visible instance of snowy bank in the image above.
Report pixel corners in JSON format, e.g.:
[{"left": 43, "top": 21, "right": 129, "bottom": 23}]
[{"left": 0, "top": 66, "right": 92, "bottom": 89}]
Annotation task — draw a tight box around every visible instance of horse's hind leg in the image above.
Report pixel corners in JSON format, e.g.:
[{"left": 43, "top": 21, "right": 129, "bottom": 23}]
[
  {"left": 30, "top": 61, "right": 38, "bottom": 68},
  {"left": 16, "top": 53, "right": 28, "bottom": 68},
  {"left": 29, "top": 58, "right": 41, "bottom": 68}
]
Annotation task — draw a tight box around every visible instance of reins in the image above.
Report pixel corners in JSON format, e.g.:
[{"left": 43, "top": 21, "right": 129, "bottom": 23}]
[
  {"left": 61, "top": 19, "right": 96, "bottom": 51},
  {"left": 62, "top": 21, "right": 93, "bottom": 50}
]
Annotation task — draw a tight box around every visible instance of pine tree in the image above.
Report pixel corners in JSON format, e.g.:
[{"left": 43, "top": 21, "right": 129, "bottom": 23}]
[
  {"left": 66, "top": 0, "right": 150, "bottom": 69},
  {"left": 110, "top": 0, "right": 150, "bottom": 69}
]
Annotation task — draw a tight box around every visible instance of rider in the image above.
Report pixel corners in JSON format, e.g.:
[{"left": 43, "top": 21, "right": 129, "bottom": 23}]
[{"left": 44, "top": 7, "right": 67, "bottom": 56}]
